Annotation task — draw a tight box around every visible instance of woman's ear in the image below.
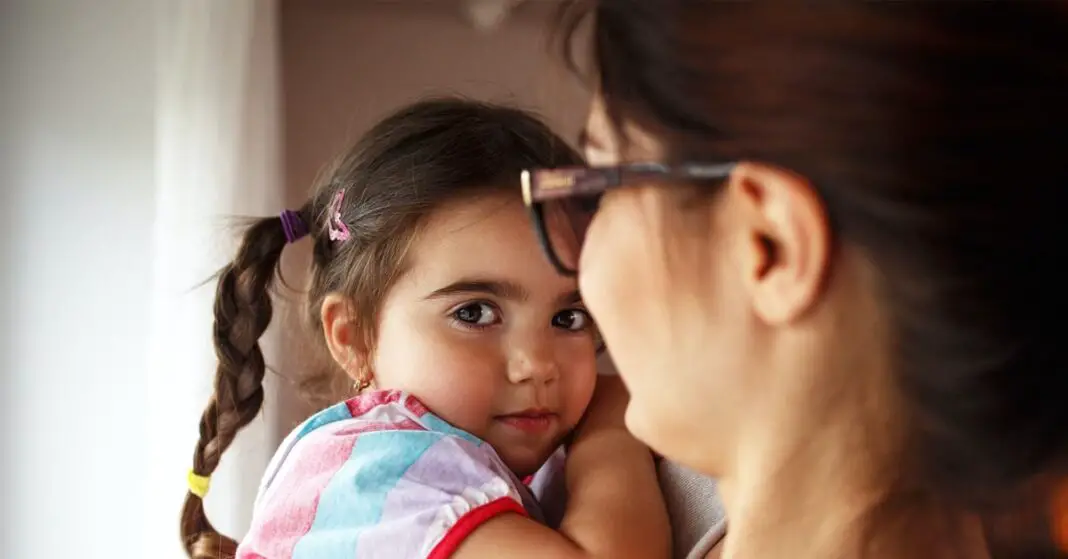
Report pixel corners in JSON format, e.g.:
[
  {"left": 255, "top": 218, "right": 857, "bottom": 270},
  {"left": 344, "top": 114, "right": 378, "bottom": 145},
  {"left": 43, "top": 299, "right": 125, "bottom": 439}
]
[
  {"left": 726, "top": 161, "right": 831, "bottom": 325},
  {"left": 320, "top": 293, "right": 370, "bottom": 382}
]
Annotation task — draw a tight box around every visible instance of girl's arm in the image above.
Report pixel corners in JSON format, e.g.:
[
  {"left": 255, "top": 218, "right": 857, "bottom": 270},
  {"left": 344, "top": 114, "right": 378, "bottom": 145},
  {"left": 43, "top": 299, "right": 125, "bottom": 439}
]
[{"left": 452, "top": 375, "right": 672, "bottom": 559}]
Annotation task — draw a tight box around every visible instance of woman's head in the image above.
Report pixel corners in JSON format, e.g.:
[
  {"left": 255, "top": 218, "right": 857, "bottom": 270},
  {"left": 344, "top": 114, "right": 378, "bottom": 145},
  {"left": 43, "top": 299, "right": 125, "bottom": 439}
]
[
  {"left": 180, "top": 99, "right": 593, "bottom": 558},
  {"left": 553, "top": 0, "right": 1068, "bottom": 518}
]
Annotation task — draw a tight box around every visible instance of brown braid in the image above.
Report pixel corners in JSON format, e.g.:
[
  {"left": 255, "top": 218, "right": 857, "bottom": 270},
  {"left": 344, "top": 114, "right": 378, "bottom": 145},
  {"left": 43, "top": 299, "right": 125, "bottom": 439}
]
[{"left": 179, "top": 212, "right": 297, "bottom": 559}]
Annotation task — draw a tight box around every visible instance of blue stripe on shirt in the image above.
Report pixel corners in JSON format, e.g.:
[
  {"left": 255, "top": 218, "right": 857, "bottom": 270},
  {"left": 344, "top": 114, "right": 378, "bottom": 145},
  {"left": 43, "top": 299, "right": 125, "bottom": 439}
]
[{"left": 291, "top": 430, "right": 443, "bottom": 559}]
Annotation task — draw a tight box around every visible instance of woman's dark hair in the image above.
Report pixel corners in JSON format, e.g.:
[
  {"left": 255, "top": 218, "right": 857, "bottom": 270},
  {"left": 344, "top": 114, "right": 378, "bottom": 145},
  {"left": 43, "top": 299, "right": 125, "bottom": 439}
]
[
  {"left": 562, "top": 1, "right": 1068, "bottom": 555},
  {"left": 179, "top": 98, "right": 581, "bottom": 558}
]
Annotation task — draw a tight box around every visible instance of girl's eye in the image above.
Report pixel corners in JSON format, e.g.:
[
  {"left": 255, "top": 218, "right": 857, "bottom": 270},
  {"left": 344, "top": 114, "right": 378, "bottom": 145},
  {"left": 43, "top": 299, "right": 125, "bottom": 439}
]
[
  {"left": 552, "top": 308, "right": 592, "bottom": 332},
  {"left": 452, "top": 302, "right": 500, "bottom": 326}
]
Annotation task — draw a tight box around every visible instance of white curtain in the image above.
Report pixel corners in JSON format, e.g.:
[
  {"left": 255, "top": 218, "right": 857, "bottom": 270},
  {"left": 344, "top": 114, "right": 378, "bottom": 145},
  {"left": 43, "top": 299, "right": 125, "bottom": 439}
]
[
  {"left": 1, "top": 1, "right": 282, "bottom": 557},
  {"left": 148, "top": 0, "right": 284, "bottom": 556}
]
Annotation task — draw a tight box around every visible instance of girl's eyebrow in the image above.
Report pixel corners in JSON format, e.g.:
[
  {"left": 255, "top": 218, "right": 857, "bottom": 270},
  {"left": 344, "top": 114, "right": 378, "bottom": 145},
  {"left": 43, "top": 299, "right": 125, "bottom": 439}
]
[
  {"left": 559, "top": 290, "right": 583, "bottom": 307},
  {"left": 424, "top": 278, "right": 583, "bottom": 308},
  {"left": 425, "top": 278, "right": 527, "bottom": 301}
]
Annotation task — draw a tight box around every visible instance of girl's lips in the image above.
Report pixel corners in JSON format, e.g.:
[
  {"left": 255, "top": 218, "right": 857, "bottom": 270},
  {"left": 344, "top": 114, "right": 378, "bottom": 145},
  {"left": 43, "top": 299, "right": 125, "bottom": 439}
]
[{"left": 496, "top": 411, "right": 557, "bottom": 434}]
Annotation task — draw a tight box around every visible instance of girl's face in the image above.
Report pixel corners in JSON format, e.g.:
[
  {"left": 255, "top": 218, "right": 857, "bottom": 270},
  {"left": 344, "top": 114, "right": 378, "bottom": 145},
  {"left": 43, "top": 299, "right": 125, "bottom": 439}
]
[{"left": 364, "top": 193, "right": 598, "bottom": 476}]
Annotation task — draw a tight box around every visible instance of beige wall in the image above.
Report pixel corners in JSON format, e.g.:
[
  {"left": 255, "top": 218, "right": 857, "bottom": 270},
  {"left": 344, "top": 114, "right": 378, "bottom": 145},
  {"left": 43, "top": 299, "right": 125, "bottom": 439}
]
[
  {"left": 283, "top": 0, "right": 589, "bottom": 200},
  {"left": 276, "top": 0, "right": 590, "bottom": 427}
]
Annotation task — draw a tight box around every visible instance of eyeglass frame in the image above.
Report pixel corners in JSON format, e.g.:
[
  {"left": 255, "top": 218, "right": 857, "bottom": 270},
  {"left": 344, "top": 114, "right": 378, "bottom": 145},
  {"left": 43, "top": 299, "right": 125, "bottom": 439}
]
[{"left": 520, "top": 162, "right": 737, "bottom": 276}]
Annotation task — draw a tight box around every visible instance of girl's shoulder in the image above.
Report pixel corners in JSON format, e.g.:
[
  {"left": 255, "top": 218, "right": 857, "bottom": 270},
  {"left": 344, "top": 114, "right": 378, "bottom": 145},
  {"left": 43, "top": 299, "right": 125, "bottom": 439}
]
[
  {"left": 238, "top": 390, "right": 534, "bottom": 559},
  {"left": 256, "top": 390, "right": 508, "bottom": 505},
  {"left": 291, "top": 389, "right": 482, "bottom": 446}
]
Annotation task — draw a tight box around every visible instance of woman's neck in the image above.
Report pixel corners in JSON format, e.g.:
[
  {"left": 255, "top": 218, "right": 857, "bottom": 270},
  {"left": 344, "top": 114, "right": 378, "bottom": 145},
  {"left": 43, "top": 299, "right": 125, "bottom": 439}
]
[
  {"left": 712, "top": 259, "right": 989, "bottom": 559},
  {"left": 714, "top": 395, "right": 988, "bottom": 559}
]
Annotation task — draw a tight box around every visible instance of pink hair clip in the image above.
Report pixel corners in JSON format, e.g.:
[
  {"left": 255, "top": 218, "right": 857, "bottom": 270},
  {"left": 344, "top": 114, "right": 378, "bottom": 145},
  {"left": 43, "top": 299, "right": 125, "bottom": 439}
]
[{"left": 327, "top": 190, "right": 351, "bottom": 243}]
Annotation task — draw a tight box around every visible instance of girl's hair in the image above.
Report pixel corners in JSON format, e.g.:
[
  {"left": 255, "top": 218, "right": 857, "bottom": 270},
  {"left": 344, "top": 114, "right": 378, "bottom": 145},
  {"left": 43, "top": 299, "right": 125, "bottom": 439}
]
[
  {"left": 179, "top": 98, "right": 581, "bottom": 558},
  {"left": 561, "top": 1, "right": 1068, "bottom": 554}
]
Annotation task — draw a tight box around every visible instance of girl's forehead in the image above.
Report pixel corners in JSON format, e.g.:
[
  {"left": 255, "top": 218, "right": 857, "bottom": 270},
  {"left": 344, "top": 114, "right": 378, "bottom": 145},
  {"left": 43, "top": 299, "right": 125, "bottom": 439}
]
[{"left": 398, "top": 194, "right": 578, "bottom": 294}]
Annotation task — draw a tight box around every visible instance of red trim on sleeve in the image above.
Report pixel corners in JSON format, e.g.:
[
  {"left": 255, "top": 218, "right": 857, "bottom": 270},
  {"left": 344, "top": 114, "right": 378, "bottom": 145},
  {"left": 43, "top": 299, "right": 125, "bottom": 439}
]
[{"left": 426, "top": 496, "right": 528, "bottom": 559}]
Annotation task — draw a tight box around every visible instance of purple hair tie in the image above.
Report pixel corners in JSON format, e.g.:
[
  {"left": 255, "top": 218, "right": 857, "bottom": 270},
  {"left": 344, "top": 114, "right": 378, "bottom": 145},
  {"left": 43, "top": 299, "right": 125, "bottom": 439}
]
[{"left": 280, "top": 210, "right": 308, "bottom": 244}]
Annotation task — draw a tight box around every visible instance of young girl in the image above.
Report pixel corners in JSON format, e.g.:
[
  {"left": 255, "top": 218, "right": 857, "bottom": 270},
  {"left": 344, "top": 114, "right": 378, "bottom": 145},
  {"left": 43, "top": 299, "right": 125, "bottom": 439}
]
[{"left": 179, "top": 99, "right": 670, "bottom": 559}]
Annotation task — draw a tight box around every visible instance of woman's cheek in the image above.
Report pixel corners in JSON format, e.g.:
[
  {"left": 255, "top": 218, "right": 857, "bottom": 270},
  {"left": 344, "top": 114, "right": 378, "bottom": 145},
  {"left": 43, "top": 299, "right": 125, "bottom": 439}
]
[
  {"left": 565, "top": 342, "right": 599, "bottom": 426},
  {"left": 578, "top": 196, "right": 636, "bottom": 351},
  {"left": 577, "top": 204, "right": 612, "bottom": 317}
]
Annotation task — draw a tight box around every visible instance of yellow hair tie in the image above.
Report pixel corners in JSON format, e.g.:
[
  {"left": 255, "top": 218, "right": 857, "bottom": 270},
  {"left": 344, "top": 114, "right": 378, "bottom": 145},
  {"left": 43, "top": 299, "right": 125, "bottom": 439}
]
[{"left": 187, "top": 469, "right": 211, "bottom": 499}]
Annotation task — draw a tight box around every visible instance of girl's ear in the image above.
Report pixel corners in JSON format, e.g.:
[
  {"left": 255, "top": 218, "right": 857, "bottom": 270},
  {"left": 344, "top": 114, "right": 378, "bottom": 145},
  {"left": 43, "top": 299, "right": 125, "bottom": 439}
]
[{"left": 320, "top": 293, "right": 371, "bottom": 383}]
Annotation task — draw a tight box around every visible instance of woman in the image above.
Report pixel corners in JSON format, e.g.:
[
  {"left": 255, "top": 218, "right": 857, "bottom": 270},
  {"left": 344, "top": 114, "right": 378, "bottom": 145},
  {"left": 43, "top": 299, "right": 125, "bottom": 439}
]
[{"left": 524, "top": 2, "right": 1068, "bottom": 558}]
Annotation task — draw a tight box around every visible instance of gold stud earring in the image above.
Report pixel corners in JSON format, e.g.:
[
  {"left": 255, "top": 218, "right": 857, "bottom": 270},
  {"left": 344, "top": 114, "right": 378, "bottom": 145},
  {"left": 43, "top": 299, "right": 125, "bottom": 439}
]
[{"left": 352, "top": 362, "right": 373, "bottom": 393}]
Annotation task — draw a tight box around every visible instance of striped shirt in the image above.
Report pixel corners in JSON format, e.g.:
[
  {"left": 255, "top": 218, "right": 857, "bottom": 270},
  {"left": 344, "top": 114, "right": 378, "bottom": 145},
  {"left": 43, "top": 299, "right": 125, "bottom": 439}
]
[{"left": 237, "top": 390, "right": 560, "bottom": 559}]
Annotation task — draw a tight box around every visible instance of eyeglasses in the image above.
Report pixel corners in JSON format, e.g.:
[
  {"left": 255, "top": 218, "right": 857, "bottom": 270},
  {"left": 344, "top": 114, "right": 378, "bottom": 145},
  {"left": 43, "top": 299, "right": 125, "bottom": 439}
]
[{"left": 520, "top": 162, "right": 737, "bottom": 276}]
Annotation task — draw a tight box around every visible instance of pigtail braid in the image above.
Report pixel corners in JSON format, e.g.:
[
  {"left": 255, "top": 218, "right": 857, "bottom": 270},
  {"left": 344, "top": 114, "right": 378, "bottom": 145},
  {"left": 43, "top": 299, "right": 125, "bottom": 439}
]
[{"left": 180, "top": 212, "right": 299, "bottom": 558}]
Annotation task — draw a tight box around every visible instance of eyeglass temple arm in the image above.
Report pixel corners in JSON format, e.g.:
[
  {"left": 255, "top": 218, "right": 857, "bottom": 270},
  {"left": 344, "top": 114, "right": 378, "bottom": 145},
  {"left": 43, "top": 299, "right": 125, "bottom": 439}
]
[{"left": 619, "top": 162, "right": 736, "bottom": 183}]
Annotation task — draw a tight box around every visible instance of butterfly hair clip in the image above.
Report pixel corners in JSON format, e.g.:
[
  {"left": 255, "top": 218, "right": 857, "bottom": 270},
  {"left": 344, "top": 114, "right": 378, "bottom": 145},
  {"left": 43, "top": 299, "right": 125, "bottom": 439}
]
[{"left": 327, "top": 189, "right": 351, "bottom": 243}]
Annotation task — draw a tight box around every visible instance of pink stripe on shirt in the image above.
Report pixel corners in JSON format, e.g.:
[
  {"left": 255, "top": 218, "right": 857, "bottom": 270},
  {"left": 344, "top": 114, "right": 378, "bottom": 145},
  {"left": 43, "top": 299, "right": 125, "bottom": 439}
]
[
  {"left": 237, "top": 428, "right": 359, "bottom": 559},
  {"left": 346, "top": 390, "right": 403, "bottom": 417},
  {"left": 403, "top": 395, "right": 431, "bottom": 417}
]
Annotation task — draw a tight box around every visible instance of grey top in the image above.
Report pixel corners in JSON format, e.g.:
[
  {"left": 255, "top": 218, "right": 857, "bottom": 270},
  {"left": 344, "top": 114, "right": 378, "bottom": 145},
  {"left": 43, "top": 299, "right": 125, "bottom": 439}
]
[
  {"left": 535, "top": 455, "right": 726, "bottom": 558},
  {"left": 595, "top": 357, "right": 727, "bottom": 558},
  {"left": 658, "top": 459, "right": 727, "bottom": 559}
]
